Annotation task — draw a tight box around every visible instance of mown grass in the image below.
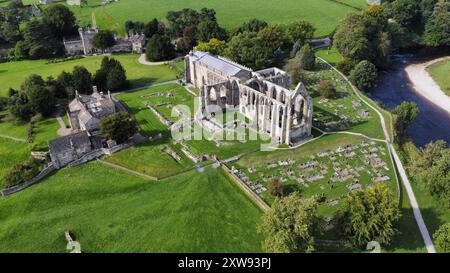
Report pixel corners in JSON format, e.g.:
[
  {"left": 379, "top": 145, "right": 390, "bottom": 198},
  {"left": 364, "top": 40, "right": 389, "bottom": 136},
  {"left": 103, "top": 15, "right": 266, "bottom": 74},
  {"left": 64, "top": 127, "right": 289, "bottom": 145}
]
[
  {"left": 0, "top": 163, "right": 263, "bottom": 252},
  {"left": 0, "top": 54, "right": 182, "bottom": 97},
  {"left": 0, "top": 138, "right": 30, "bottom": 189},
  {"left": 27, "top": 0, "right": 366, "bottom": 37},
  {"left": 427, "top": 59, "right": 450, "bottom": 97}
]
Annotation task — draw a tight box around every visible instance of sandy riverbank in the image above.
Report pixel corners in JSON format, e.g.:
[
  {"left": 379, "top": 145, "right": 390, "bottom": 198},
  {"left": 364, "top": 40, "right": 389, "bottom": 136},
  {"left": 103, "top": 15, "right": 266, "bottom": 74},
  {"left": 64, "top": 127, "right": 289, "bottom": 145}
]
[{"left": 404, "top": 56, "right": 450, "bottom": 115}]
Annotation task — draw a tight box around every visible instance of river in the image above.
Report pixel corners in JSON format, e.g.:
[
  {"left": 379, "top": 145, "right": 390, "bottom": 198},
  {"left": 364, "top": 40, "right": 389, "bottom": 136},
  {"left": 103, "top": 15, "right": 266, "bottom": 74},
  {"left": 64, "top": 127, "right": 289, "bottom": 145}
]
[{"left": 370, "top": 55, "right": 450, "bottom": 147}]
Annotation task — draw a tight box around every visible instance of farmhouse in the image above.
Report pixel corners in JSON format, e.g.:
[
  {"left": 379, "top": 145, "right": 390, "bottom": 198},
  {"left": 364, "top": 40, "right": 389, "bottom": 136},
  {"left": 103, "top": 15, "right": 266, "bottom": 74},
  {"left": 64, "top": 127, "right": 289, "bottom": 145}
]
[
  {"left": 185, "top": 51, "right": 313, "bottom": 145},
  {"left": 68, "top": 86, "right": 117, "bottom": 136}
]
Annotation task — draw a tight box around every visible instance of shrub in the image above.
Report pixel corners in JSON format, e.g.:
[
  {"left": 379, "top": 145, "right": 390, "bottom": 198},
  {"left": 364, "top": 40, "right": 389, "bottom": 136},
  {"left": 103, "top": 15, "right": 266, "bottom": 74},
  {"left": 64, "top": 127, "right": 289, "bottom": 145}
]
[
  {"left": 3, "top": 158, "right": 41, "bottom": 189},
  {"left": 349, "top": 60, "right": 378, "bottom": 92},
  {"left": 268, "top": 178, "right": 284, "bottom": 197},
  {"left": 317, "top": 79, "right": 336, "bottom": 98},
  {"left": 337, "top": 58, "right": 356, "bottom": 75},
  {"left": 433, "top": 223, "right": 450, "bottom": 253}
]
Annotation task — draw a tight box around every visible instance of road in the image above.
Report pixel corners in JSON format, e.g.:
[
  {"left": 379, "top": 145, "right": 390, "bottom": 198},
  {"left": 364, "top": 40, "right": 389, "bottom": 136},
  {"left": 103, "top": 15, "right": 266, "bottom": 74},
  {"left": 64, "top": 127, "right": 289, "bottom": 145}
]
[{"left": 318, "top": 57, "right": 436, "bottom": 253}]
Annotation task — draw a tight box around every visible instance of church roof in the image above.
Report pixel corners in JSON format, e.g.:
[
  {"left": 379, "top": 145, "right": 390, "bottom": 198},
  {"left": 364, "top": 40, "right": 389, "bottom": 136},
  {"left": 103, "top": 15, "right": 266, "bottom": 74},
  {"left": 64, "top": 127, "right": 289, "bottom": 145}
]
[{"left": 192, "top": 51, "right": 251, "bottom": 77}]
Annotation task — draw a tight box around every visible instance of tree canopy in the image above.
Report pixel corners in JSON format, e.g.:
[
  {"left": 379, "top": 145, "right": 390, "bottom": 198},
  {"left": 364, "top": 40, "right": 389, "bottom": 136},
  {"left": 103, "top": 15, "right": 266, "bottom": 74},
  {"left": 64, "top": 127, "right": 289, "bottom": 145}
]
[
  {"left": 92, "top": 30, "right": 116, "bottom": 51},
  {"left": 100, "top": 112, "right": 138, "bottom": 144},
  {"left": 146, "top": 34, "right": 176, "bottom": 62},
  {"left": 349, "top": 60, "right": 378, "bottom": 92},
  {"left": 337, "top": 183, "right": 401, "bottom": 247},
  {"left": 258, "top": 192, "right": 320, "bottom": 253}
]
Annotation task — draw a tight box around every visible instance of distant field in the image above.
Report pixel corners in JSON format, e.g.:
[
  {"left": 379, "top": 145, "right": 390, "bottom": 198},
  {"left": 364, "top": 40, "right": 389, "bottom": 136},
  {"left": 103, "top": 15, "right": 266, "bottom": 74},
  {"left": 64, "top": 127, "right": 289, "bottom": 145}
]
[
  {"left": 25, "top": 0, "right": 366, "bottom": 36},
  {"left": 0, "top": 163, "right": 263, "bottom": 252},
  {"left": 427, "top": 59, "right": 450, "bottom": 97},
  {"left": 0, "top": 54, "right": 182, "bottom": 97}
]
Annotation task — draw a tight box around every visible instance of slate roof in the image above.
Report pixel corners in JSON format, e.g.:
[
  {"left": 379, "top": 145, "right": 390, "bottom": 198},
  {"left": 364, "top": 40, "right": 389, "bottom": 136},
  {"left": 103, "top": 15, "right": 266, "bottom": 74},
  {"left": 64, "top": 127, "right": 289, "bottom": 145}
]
[
  {"left": 192, "top": 51, "right": 251, "bottom": 77},
  {"left": 48, "top": 131, "right": 91, "bottom": 155}
]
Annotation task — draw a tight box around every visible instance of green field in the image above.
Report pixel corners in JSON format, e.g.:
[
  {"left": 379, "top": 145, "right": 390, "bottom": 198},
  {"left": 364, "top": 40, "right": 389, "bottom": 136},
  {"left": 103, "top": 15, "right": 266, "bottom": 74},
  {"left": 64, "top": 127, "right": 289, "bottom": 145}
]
[
  {"left": 0, "top": 54, "right": 182, "bottom": 97},
  {"left": 25, "top": 0, "right": 366, "bottom": 36},
  {"left": 0, "top": 138, "right": 30, "bottom": 189},
  {"left": 427, "top": 59, "right": 450, "bottom": 97},
  {"left": 0, "top": 163, "right": 263, "bottom": 252}
]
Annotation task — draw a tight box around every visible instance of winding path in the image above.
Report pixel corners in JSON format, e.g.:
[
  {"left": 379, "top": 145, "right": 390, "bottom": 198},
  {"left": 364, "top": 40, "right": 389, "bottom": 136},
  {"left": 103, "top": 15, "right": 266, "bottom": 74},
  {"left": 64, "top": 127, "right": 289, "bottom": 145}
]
[
  {"left": 318, "top": 57, "right": 436, "bottom": 253},
  {"left": 0, "top": 134, "right": 26, "bottom": 142},
  {"left": 138, "top": 54, "right": 183, "bottom": 66}
]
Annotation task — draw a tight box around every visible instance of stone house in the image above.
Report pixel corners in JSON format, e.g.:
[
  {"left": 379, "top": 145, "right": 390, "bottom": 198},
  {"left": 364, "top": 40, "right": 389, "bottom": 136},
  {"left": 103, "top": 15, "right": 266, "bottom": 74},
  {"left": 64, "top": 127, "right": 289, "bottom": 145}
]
[
  {"left": 68, "top": 86, "right": 116, "bottom": 136},
  {"left": 128, "top": 34, "right": 146, "bottom": 53},
  {"left": 48, "top": 131, "right": 93, "bottom": 169},
  {"left": 63, "top": 28, "right": 99, "bottom": 56}
]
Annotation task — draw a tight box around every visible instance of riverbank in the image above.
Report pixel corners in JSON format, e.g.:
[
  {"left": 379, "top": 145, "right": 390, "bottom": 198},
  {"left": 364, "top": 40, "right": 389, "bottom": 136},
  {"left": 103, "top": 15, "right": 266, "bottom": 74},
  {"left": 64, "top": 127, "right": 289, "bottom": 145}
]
[{"left": 404, "top": 56, "right": 450, "bottom": 115}]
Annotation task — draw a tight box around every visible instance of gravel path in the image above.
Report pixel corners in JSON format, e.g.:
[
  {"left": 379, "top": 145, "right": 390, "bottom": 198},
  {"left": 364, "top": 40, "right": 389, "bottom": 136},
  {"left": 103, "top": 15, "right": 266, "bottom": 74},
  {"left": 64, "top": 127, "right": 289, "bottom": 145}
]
[{"left": 138, "top": 54, "right": 183, "bottom": 66}]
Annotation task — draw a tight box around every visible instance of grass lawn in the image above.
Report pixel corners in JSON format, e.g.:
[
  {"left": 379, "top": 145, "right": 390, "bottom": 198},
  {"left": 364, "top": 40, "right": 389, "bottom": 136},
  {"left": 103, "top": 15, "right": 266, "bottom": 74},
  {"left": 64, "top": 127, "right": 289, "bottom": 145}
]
[
  {"left": 427, "top": 59, "right": 450, "bottom": 97},
  {"left": 26, "top": 0, "right": 366, "bottom": 37},
  {"left": 0, "top": 111, "right": 61, "bottom": 151},
  {"left": 0, "top": 138, "right": 30, "bottom": 189},
  {"left": 315, "top": 48, "right": 344, "bottom": 66},
  {"left": 0, "top": 162, "right": 263, "bottom": 252},
  {"left": 0, "top": 54, "right": 182, "bottom": 97},
  {"left": 104, "top": 140, "right": 196, "bottom": 179}
]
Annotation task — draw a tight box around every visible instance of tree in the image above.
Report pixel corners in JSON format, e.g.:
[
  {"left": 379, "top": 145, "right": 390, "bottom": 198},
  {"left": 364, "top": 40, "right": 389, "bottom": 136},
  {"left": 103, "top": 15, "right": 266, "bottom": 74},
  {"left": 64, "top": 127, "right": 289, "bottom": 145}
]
[
  {"left": 257, "top": 26, "right": 284, "bottom": 64},
  {"left": 146, "top": 34, "right": 176, "bottom": 62},
  {"left": 56, "top": 71, "right": 75, "bottom": 98},
  {"left": 144, "top": 18, "right": 161, "bottom": 37},
  {"left": 390, "top": 0, "right": 422, "bottom": 31},
  {"left": 106, "top": 62, "right": 127, "bottom": 91},
  {"left": 176, "top": 25, "right": 197, "bottom": 53},
  {"left": 27, "top": 85, "right": 55, "bottom": 116},
  {"left": 195, "top": 38, "right": 227, "bottom": 55},
  {"left": 22, "top": 20, "right": 63, "bottom": 59},
  {"left": 337, "top": 58, "right": 357, "bottom": 76},
  {"left": 92, "top": 30, "right": 116, "bottom": 52},
  {"left": 268, "top": 178, "right": 284, "bottom": 197},
  {"left": 232, "top": 19, "right": 268, "bottom": 35},
  {"left": 424, "top": 1, "right": 450, "bottom": 47},
  {"left": 3, "top": 157, "right": 41, "bottom": 189},
  {"left": 416, "top": 145, "right": 450, "bottom": 207},
  {"left": 21, "top": 74, "right": 45, "bottom": 94},
  {"left": 43, "top": 3, "right": 77, "bottom": 37},
  {"left": 100, "top": 112, "right": 138, "bottom": 144},
  {"left": 71, "top": 66, "right": 92, "bottom": 94},
  {"left": 334, "top": 13, "right": 372, "bottom": 62},
  {"left": 317, "top": 80, "right": 336, "bottom": 98},
  {"left": 392, "top": 101, "right": 419, "bottom": 141},
  {"left": 258, "top": 192, "right": 320, "bottom": 253},
  {"left": 285, "top": 21, "right": 315, "bottom": 46},
  {"left": 0, "top": 21, "right": 21, "bottom": 43},
  {"left": 433, "top": 223, "right": 450, "bottom": 253},
  {"left": 284, "top": 50, "right": 306, "bottom": 85},
  {"left": 196, "top": 19, "right": 227, "bottom": 42},
  {"left": 166, "top": 8, "right": 201, "bottom": 37},
  {"left": 94, "top": 57, "right": 128, "bottom": 91},
  {"left": 225, "top": 32, "right": 270, "bottom": 70},
  {"left": 337, "top": 183, "right": 401, "bottom": 247},
  {"left": 9, "top": 91, "right": 33, "bottom": 121},
  {"left": 393, "top": 101, "right": 420, "bottom": 124},
  {"left": 297, "top": 44, "right": 315, "bottom": 70},
  {"left": 349, "top": 60, "right": 378, "bottom": 92}
]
